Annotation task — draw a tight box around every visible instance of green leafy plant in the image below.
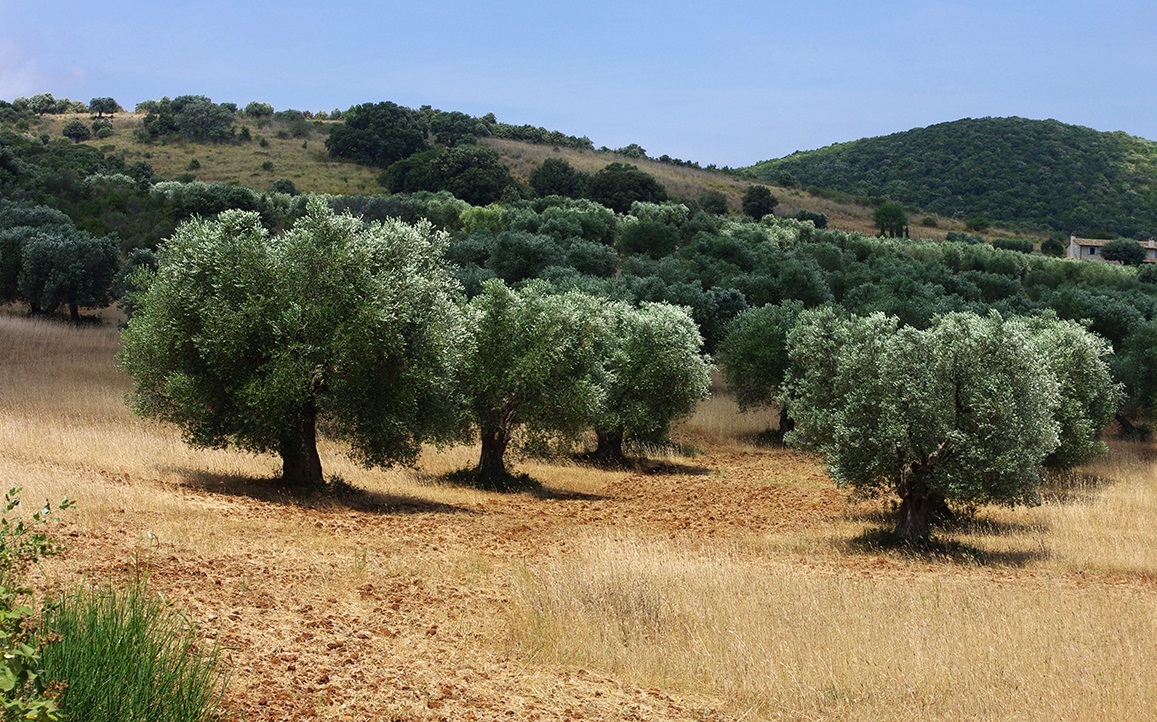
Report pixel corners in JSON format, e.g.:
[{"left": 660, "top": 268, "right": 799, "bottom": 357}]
[{"left": 0, "top": 488, "right": 73, "bottom": 722}]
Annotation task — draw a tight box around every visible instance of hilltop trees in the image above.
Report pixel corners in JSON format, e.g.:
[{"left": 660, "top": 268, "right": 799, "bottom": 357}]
[
  {"left": 325, "top": 101, "right": 427, "bottom": 167},
  {"left": 88, "top": 97, "right": 120, "bottom": 118},
  {"left": 119, "top": 203, "right": 467, "bottom": 488}
]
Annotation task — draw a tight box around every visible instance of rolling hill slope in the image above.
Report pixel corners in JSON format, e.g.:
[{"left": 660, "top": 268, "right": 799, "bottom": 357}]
[{"left": 744, "top": 117, "right": 1157, "bottom": 238}]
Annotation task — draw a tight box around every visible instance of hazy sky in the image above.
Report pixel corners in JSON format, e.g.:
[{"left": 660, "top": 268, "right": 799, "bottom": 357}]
[{"left": 2, "top": 0, "right": 1154, "bottom": 166}]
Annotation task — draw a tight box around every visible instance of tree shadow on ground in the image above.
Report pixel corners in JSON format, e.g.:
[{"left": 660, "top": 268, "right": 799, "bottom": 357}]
[
  {"left": 172, "top": 469, "right": 474, "bottom": 516},
  {"left": 441, "top": 468, "right": 609, "bottom": 501},
  {"left": 841, "top": 505, "right": 1048, "bottom": 537},
  {"left": 839, "top": 526, "right": 1047, "bottom": 568},
  {"left": 571, "top": 453, "right": 711, "bottom": 477}
]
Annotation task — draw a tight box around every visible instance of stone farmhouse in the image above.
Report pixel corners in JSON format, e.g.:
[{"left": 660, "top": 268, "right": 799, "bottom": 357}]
[{"left": 1066, "top": 235, "right": 1157, "bottom": 263}]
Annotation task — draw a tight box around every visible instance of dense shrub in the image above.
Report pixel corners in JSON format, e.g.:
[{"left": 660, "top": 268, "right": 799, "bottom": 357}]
[{"left": 991, "top": 238, "right": 1034, "bottom": 254}]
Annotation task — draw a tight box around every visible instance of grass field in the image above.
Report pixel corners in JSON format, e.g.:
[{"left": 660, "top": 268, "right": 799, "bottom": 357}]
[{"left": 1, "top": 313, "right": 1152, "bottom": 720}]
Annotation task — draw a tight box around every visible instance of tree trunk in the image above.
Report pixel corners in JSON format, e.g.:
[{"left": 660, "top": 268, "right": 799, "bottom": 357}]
[
  {"left": 894, "top": 493, "right": 935, "bottom": 543},
  {"left": 68, "top": 302, "right": 80, "bottom": 323},
  {"left": 279, "top": 405, "right": 324, "bottom": 489},
  {"left": 475, "top": 424, "right": 511, "bottom": 487},
  {"left": 777, "top": 405, "right": 795, "bottom": 437},
  {"left": 593, "top": 429, "right": 627, "bottom": 466},
  {"left": 1114, "top": 413, "right": 1148, "bottom": 441}
]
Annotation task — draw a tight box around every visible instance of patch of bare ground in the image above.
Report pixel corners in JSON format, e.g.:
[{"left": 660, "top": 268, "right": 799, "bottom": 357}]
[{"left": 3, "top": 315, "right": 1155, "bottom": 720}]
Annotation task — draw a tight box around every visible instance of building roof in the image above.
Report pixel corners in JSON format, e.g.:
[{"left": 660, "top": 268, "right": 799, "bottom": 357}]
[{"left": 1070, "top": 235, "right": 1157, "bottom": 250}]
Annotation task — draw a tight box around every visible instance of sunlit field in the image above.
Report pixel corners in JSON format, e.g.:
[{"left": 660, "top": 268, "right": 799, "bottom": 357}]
[{"left": 1, "top": 312, "right": 1153, "bottom": 720}]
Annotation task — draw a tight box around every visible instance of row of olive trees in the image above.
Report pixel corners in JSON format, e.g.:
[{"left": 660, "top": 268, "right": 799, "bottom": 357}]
[
  {"left": 118, "top": 203, "right": 711, "bottom": 489},
  {"left": 720, "top": 302, "right": 1122, "bottom": 542}
]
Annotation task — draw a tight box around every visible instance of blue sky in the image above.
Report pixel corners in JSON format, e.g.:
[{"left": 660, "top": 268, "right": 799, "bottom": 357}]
[{"left": 2, "top": 1, "right": 1154, "bottom": 166}]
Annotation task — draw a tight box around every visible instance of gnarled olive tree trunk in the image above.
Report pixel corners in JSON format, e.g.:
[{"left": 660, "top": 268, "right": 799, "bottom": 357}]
[
  {"left": 592, "top": 428, "right": 628, "bottom": 467},
  {"left": 475, "top": 424, "right": 512, "bottom": 488},
  {"left": 279, "top": 405, "right": 324, "bottom": 489}
]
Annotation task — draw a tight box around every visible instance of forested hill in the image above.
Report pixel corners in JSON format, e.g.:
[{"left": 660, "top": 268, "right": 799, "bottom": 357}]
[{"left": 743, "top": 117, "right": 1157, "bottom": 239}]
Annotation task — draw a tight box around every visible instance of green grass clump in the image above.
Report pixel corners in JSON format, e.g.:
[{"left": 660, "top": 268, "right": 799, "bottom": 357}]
[{"left": 40, "top": 582, "right": 227, "bottom": 722}]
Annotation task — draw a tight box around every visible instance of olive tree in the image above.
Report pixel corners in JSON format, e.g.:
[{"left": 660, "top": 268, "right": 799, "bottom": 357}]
[
  {"left": 782, "top": 309, "right": 1064, "bottom": 542},
  {"left": 119, "top": 202, "right": 467, "bottom": 489},
  {"left": 1010, "top": 314, "right": 1122, "bottom": 469},
  {"left": 591, "top": 302, "right": 712, "bottom": 464},
  {"left": 88, "top": 97, "right": 120, "bottom": 118},
  {"left": 61, "top": 120, "right": 92, "bottom": 144},
  {"left": 872, "top": 201, "right": 908, "bottom": 238},
  {"left": 717, "top": 300, "right": 805, "bottom": 435},
  {"left": 458, "top": 280, "right": 607, "bottom": 487},
  {"left": 1100, "top": 238, "right": 1146, "bottom": 266},
  {"left": 17, "top": 230, "right": 119, "bottom": 320},
  {"left": 741, "top": 185, "right": 778, "bottom": 221}
]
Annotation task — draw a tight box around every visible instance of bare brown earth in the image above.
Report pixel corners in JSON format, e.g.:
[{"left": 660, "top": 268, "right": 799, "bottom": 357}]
[{"left": 41, "top": 442, "right": 855, "bottom": 721}]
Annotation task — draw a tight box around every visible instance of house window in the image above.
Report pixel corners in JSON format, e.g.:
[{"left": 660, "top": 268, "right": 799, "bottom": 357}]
[{"left": 1089, "top": 247, "right": 1097, "bottom": 255}]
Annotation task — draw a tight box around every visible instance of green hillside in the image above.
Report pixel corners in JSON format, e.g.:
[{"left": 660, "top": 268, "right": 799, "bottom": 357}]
[{"left": 744, "top": 117, "right": 1157, "bottom": 239}]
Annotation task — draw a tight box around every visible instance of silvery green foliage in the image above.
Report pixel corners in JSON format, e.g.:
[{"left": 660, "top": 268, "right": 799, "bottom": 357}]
[
  {"left": 17, "top": 230, "right": 119, "bottom": 316},
  {"left": 758, "top": 216, "right": 815, "bottom": 248},
  {"left": 628, "top": 201, "right": 690, "bottom": 227},
  {"left": 782, "top": 308, "right": 1065, "bottom": 508},
  {"left": 1009, "top": 314, "right": 1123, "bottom": 469},
  {"left": 595, "top": 301, "right": 712, "bottom": 441},
  {"left": 119, "top": 201, "right": 467, "bottom": 469},
  {"left": 461, "top": 280, "right": 608, "bottom": 449}
]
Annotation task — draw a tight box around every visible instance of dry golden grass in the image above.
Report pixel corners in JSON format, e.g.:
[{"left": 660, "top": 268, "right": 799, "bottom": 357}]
[
  {"left": 505, "top": 371, "right": 1157, "bottom": 720},
  {"left": 2, "top": 313, "right": 1154, "bottom": 720},
  {"left": 36, "top": 112, "right": 382, "bottom": 195},
  {"left": 509, "top": 532, "right": 1156, "bottom": 721}
]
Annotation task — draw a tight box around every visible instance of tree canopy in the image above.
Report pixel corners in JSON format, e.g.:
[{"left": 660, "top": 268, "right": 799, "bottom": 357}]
[
  {"left": 781, "top": 308, "right": 1118, "bottom": 542},
  {"left": 872, "top": 202, "right": 908, "bottom": 237},
  {"left": 325, "top": 101, "right": 428, "bottom": 167},
  {"left": 1100, "top": 238, "right": 1146, "bottom": 266},
  {"left": 118, "top": 202, "right": 467, "bottom": 488},
  {"left": 586, "top": 163, "right": 667, "bottom": 214},
  {"left": 457, "top": 280, "right": 608, "bottom": 487},
  {"left": 741, "top": 185, "right": 778, "bottom": 221},
  {"left": 591, "top": 301, "right": 711, "bottom": 463}
]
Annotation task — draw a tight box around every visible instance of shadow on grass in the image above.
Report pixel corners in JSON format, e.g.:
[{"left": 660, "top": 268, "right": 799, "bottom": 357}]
[
  {"left": 840, "top": 526, "right": 1047, "bottom": 567},
  {"left": 173, "top": 469, "right": 474, "bottom": 516},
  {"left": 441, "top": 468, "right": 608, "bottom": 501}
]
